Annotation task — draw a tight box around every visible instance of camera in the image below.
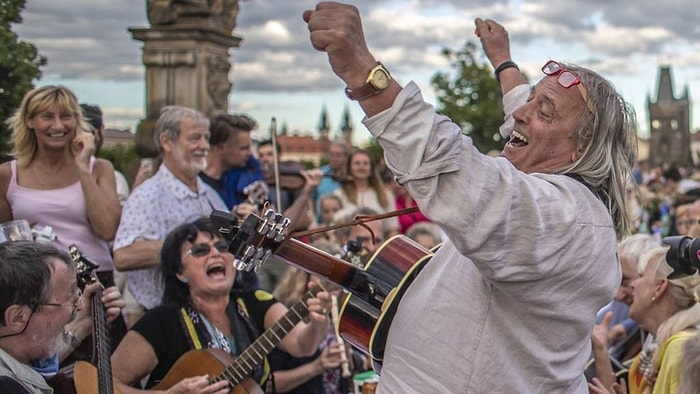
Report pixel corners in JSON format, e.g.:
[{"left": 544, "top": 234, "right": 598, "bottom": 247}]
[{"left": 662, "top": 236, "right": 700, "bottom": 279}]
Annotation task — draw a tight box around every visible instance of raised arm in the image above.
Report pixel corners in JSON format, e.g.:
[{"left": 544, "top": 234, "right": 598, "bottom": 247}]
[
  {"left": 474, "top": 18, "right": 527, "bottom": 96},
  {"left": 80, "top": 158, "right": 122, "bottom": 240},
  {"left": 73, "top": 132, "right": 121, "bottom": 241},
  {"left": 303, "top": 2, "right": 402, "bottom": 118}
]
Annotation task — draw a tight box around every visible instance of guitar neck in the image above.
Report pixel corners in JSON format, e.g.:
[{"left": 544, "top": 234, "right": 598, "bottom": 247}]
[
  {"left": 91, "top": 288, "right": 114, "bottom": 394},
  {"left": 214, "top": 286, "right": 320, "bottom": 386},
  {"left": 276, "top": 238, "right": 362, "bottom": 290}
]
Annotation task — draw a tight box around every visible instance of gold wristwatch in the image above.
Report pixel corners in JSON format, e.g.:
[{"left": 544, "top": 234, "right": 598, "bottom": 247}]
[{"left": 344, "top": 62, "right": 392, "bottom": 101}]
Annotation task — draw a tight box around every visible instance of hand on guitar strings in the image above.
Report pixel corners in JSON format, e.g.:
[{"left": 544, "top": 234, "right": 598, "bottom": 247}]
[
  {"left": 73, "top": 283, "right": 126, "bottom": 327},
  {"left": 165, "top": 374, "right": 230, "bottom": 394},
  {"left": 305, "top": 283, "right": 332, "bottom": 325},
  {"left": 99, "top": 285, "right": 127, "bottom": 323},
  {"left": 64, "top": 283, "right": 126, "bottom": 349}
]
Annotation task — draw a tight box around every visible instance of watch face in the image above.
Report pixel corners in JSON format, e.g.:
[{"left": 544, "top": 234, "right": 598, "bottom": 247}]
[{"left": 371, "top": 69, "right": 390, "bottom": 90}]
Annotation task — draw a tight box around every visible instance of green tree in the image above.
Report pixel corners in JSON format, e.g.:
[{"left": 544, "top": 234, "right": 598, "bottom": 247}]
[
  {"left": 430, "top": 42, "right": 506, "bottom": 154},
  {"left": 98, "top": 144, "right": 139, "bottom": 175},
  {"left": 0, "top": 0, "right": 46, "bottom": 154},
  {"left": 362, "top": 138, "right": 384, "bottom": 164}
]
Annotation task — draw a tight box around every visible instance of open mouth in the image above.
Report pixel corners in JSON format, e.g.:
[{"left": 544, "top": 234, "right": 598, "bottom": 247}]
[
  {"left": 47, "top": 131, "right": 68, "bottom": 138},
  {"left": 206, "top": 263, "right": 227, "bottom": 278},
  {"left": 507, "top": 130, "right": 529, "bottom": 148}
]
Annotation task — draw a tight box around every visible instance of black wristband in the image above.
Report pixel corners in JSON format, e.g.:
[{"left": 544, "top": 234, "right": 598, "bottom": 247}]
[{"left": 494, "top": 60, "right": 519, "bottom": 81}]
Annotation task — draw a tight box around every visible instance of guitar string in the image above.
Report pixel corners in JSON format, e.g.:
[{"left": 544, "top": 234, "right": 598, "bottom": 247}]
[{"left": 216, "top": 289, "right": 316, "bottom": 385}]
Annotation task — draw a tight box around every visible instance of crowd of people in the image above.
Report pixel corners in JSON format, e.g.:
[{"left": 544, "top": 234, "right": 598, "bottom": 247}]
[{"left": 1, "top": 1, "right": 700, "bottom": 394}]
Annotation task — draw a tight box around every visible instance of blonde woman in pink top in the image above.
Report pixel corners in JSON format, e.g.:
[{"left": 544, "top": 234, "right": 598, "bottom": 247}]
[{"left": 0, "top": 86, "right": 121, "bottom": 284}]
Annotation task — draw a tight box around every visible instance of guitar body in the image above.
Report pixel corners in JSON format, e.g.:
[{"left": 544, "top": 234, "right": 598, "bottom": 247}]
[
  {"left": 338, "top": 235, "right": 432, "bottom": 368},
  {"left": 274, "top": 235, "right": 432, "bottom": 370},
  {"left": 74, "top": 361, "right": 122, "bottom": 394},
  {"left": 152, "top": 349, "right": 263, "bottom": 394}
]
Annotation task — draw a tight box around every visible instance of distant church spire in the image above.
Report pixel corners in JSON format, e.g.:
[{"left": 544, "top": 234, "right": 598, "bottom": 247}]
[
  {"left": 318, "top": 104, "right": 330, "bottom": 140},
  {"left": 647, "top": 65, "right": 692, "bottom": 167},
  {"left": 655, "top": 66, "right": 674, "bottom": 102},
  {"left": 340, "top": 104, "right": 353, "bottom": 147}
]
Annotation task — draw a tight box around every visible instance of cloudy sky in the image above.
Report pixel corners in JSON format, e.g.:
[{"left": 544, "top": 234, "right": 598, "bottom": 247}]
[{"left": 12, "top": 0, "right": 700, "bottom": 144}]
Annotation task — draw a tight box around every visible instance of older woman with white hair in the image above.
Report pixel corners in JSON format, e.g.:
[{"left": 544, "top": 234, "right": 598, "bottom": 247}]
[{"left": 626, "top": 247, "right": 700, "bottom": 394}]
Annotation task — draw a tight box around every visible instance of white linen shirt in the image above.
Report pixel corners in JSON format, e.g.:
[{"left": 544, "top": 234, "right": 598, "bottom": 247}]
[
  {"left": 113, "top": 164, "right": 227, "bottom": 310},
  {"left": 363, "top": 82, "right": 620, "bottom": 393}
]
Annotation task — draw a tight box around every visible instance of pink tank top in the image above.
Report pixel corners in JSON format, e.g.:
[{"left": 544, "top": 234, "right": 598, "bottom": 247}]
[{"left": 6, "top": 159, "right": 114, "bottom": 271}]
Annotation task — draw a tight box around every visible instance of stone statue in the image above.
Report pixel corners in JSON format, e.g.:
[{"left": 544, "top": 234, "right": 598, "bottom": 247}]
[
  {"left": 206, "top": 55, "right": 232, "bottom": 110},
  {"left": 147, "top": 0, "right": 240, "bottom": 31}
]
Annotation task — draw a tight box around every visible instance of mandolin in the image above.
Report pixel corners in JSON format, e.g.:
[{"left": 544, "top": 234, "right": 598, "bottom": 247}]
[
  {"left": 152, "top": 285, "right": 323, "bottom": 393},
  {"left": 69, "top": 245, "right": 121, "bottom": 394}
]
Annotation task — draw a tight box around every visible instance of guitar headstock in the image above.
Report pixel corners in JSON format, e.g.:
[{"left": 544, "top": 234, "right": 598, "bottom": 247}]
[
  {"left": 69, "top": 244, "right": 99, "bottom": 290},
  {"left": 210, "top": 208, "right": 291, "bottom": 273}
]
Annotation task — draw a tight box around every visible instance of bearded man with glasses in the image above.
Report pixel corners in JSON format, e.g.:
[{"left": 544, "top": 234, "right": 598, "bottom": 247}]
[
  {"left": 0, "top": 241, "right": 125, "bottom": 393},
  {"left": 304, "top": 3, "right": 637, "bottom": 393}
]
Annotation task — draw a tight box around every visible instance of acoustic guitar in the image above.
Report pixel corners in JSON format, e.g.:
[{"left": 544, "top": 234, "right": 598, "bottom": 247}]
[
  {"left": 151, "top": 285, "right": 322, "bottom": 393},
  {"left": 212, "top": 209, "right": 434, "bottom": 372},
  {"left": 68, "top": 245, "right": 121, "bottom": 394}
]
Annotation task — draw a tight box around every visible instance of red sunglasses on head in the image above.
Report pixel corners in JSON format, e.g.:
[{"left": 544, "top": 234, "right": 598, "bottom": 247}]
[{"left": 541, "top": 60, "right": 595, "bottom": 114}]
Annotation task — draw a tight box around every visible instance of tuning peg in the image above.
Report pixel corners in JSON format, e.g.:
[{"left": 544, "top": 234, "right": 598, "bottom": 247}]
[
  {"left": 263, "top": 209, "right": 277, "bottom": 220},
  {"left": 267, "top": 227, "right": 281, "bottom": 241},
  {"left": 280, "top": 217, "right": 291, "bottom": 229},
  {"left": 258, "top": 220, "right": 272, "bottom": 236},
  {"left": 253, "top": 250, "right": 271, "bottom": 273},
  {"left": 233, "top": 258, "right": 248, "bottom": 271}
]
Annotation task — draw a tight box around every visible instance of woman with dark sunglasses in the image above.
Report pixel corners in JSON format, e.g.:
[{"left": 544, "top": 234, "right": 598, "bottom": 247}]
[
  {"left": 111, "top": 218, "right": 332, "bottom": 393},
  {"left": 304, "top": 3, "right": 637, "bottom": 394}
]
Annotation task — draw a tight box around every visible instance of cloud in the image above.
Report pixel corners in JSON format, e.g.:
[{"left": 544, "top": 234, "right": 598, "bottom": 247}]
[
  {"left": 11, "top": 0, "right": 700, "bottom": 135},
  {"left": 16, "top": 0, "right": 699, "bottom": 89},
  {"left": 13, "top": 0, "right": 147, "bottom": 81}
]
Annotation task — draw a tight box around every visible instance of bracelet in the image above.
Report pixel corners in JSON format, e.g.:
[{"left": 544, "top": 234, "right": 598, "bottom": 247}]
[{"left": 494, "top": 60, "right": 519, "bottom": 81}]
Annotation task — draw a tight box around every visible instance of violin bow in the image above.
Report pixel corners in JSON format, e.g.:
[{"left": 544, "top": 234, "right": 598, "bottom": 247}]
[{"left": 270, "top": 117, "right": 283, "bottom": 212}]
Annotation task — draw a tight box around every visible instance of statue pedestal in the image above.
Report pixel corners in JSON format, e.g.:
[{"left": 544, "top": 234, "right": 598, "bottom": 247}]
[{"left": 129, "top": 24, "right": 241, "bottom": 157}]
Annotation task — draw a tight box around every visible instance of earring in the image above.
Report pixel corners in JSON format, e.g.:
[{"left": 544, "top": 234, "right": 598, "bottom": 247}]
[
  {"left": 651, "top": 296, "right": 656, "bottom": 302},
  {"left": 179, "top": 276, "right": 188, "bottom": 283}
]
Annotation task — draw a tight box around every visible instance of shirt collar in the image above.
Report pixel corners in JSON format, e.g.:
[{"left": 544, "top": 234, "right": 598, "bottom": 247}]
[{"left": 159, "top": 164, "right": 210, "bottom": 200}]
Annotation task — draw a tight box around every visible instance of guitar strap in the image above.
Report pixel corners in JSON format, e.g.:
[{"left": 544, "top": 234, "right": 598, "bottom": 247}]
[{"left": 565, "top": 173, "right": 609, "bottom": 206}]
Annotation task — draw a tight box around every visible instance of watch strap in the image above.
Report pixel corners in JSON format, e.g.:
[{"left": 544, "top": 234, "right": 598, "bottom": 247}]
[{"left": 344, "top": 62, "right": 390, "bottom": 101}]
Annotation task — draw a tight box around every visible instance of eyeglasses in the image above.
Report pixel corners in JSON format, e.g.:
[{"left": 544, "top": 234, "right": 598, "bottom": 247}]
[
  {"left": 38, "top": 288, "right": 82, "bottom": 318},
  {"left": 541, "top": 60, "right": 595, "bottom": 114},
  {"left": 187, "top": 240, "right": 229, "bottom": 258}
]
